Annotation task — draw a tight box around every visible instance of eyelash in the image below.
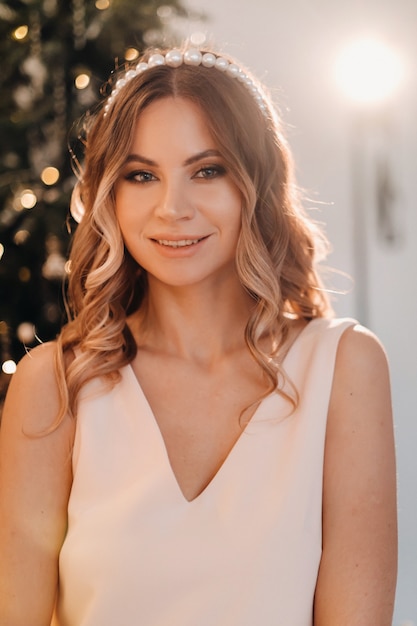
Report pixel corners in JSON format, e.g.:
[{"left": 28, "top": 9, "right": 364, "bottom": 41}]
[
  {"left": 124, "top": 170, "right": 155, "bottom": 184},
  {"left": 194, "top": 164, "right": 226, "bottom": 179},
  {"left": 124, "top": 164, "right": 226, "bottom": 184}
]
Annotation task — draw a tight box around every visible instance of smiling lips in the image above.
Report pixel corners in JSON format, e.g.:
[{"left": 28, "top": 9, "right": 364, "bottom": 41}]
[{"left": 153, "top": 236, "right": 207, "bottom": 248}]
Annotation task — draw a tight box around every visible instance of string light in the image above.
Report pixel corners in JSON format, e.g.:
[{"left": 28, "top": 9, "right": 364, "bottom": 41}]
[
  {"left": 42, "top": 235, "right": 66, "bottom": 279},
  {"left": 41, "top": 166, "right": 60, "bottom": 185},
  {"left": 20, "top": 189, "right": 37, "bottom": 209},
  {"left": 0, "top": 243, "right": 4, "bottom": 260},
  {"left": 125, "top": 48, "right": 139, "bottom": 61},
  {"left": 2, "top": 360, "right": 17, "bottom": 375},
  {"left": 156, "top": 6, "right": 173, "bottom": 19},
  {"left": 95, "top": 0, "right": 110, "bottom": 9},
  {"left": 75, "top": 73, "right": 90, "bottom": 89},
  {"left": 13, "top": 230, "right": 30, "bottom": 245},
  {"left": 17, "top": 322, "right": 36, "bottom": 344},
  {"left": 12, "top": 25, "right": 28, "bottom": 41}
]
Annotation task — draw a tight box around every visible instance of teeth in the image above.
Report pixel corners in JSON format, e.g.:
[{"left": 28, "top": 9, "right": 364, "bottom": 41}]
[{"left": 157, "top": 238, "right": 201, "bottom": 248}]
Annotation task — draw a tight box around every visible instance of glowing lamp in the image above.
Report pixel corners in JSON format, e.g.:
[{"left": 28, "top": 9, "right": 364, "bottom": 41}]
[{"left": 335, "top": 39, "right": 405, "bottom": 105}]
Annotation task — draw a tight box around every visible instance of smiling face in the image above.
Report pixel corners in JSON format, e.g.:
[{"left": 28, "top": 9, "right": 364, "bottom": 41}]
[{"left": 114, "top": 97, "right": 243, "bottom": 290}]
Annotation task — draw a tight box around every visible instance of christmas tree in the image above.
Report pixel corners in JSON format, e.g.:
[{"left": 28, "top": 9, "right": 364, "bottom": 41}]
[{"left": 0, "top": 0, "right": 194, "bottom": 406}]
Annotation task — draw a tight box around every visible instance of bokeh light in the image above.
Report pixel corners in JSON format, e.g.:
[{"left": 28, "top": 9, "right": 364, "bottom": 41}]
[
  {"left": 20, "top": 189, "right": 37, "bottom": 209},
  {"left": 13, "top": 230, "right": 30, "bottom": 245},
  {"left": 75, "top": 73, "right": 90, "bottom": 89},
  {"left": 190, "top": 32, "right": 206, "bottom": 46},
  {"left": 12, "top": 25, "right": 28, "bottom": 41},
  {"left": 2, "top": 360, "right": 17, "bottom": 375},
  {"left": 17, "top": 322, "right": 36, "bottom": 344},
  {"left": 157, "top": 5, "right": 173, "bottom": 19},
  {"left": 41, "top": 166, "right": 60, "bottom": 185},
  {"left": 125, "top": 48, "right": 139, "bottom": 61},
  {"left": 95, "top": 0, "right": 110, "bottom": 9},
  {"left": 335, "top": 38, "right": 405, "bottom": 105}
]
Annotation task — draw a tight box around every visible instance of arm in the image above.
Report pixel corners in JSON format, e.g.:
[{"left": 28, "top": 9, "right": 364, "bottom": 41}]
[
  {"left": 314, "top": 325, "right": 397, "bottom": 625},
  {"left": 0, "top": 343, "right": 75, "bottom": 626}
]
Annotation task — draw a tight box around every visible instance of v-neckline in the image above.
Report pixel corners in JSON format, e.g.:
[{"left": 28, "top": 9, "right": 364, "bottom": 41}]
[
  {"left": 126, "top": 318, "right": 320, "bottom": 504},
  {"left": 126, "top": 364, "right": 279, "bottom": 504}
]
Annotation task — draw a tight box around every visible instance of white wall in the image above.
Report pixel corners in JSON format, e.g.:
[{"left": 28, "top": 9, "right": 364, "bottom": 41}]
[{"left": 177, "top": 1, "right": 417, "bottom": 623}]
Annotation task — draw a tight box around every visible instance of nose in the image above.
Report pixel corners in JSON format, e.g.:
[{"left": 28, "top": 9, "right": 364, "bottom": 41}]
[{"left": 154, "top": 178, "right": 194, "bottom": 221}]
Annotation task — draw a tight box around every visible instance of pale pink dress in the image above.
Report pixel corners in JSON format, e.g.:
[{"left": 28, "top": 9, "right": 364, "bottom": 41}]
[{"left": 52, "top": 317, "right": 355, "bottom": 626}]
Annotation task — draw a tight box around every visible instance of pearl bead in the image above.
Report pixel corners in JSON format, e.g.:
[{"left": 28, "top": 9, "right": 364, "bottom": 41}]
[
  {"left": 184, "top": 48, "right": 202, "bottom": 65},
  {"left": 148, "top": 53, "right": 165, "bottom": 67},
  {"left": 202, "top": 52, "right": 216, "bottom": 68},
  {"left": 135, "top": 62, "right": 149, "bottom": 73},
  {"left": 215, "top": 57, "right": 228, "bottom": 71},
  {"left": 104, "top": 48, "right": 269, "bottom": 119},
  {"left": 226, "top": 63, "right": 239, "bottom": 77},
  {"left": 165, "top": 49, "right": 183, "bottom": 67}
]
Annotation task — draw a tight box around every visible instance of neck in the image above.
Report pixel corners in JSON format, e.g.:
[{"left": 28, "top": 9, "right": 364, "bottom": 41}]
[{"left": 128, "top": 276, "right": 256, "bottom": 366}]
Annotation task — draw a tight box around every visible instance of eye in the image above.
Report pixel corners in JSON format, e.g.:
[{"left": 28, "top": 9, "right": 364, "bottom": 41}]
[
  {"left": 125, "top": 170, "right": 157, "bottom": 183},
  {"left": 194, "top": 164, "right": 226, "bottom": 179}
]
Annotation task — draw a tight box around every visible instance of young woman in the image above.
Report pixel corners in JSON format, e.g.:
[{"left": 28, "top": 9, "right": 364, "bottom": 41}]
[{"left": 0, "top": 45, "right": 397, "bottom": 625}]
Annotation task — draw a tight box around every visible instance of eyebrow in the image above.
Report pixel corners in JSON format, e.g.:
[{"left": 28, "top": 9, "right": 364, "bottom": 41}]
[{"left": 124, "top": 149, "right": 223, "bottom": 168}]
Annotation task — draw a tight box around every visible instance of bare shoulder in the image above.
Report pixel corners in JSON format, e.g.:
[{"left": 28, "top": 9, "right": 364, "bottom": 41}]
[
  {"left": 7, "top": 341, "right": 58, "bottom": 393},
  {"left": 314, "top": 323, "right": 397, "bottom": 624},
  {"left": 335, "top": 322, "right": 389, "bottom": 376},
  {"left": 328, "top": 322, "right": 394, "bottom": 487},
  {"left": 0, "top": 345, "right": 74, "bottom": 621},
  {"left": 11, "top": 340, "right": 58, "bottom": 381},
  {"left": 1, "top": 339, "right": 74, "bottom": 489},
  {"left": 3, "top": 341, "right": 66, "bottom": 434},
  {"left": 330, "top": 323, "right": 392, "bottom": 422}
]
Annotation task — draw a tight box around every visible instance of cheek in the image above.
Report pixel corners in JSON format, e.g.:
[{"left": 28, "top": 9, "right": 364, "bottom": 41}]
[
  {"left": 223, "top": 189, "right": 243, "bottom": 230},
  {"left": 115, "top": 205, "right": 144, "bottom": 256},
  {"left": 208, "top": 182, "right": 241, "bottom": 212},
  {"left": 115, "top": 191, "right": 141, "bottom": 231}
]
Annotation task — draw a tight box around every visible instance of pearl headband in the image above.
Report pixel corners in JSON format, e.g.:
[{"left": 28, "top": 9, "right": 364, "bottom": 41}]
[
  {"left": 103, "top": 47, "right": 269, "bottom": 117},
  {"left": 71, "top": 48, "right": 270, "bottom": 223}
]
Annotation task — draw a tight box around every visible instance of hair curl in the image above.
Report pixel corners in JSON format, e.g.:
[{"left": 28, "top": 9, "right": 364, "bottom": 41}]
[{"left": 54, "top": 44, "right": 332, "bottom": 427}]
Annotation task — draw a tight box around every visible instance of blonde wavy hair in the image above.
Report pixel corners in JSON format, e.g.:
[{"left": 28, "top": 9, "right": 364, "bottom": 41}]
[{"left": 54, "top": 45, "right": 333, "bottom": 425}]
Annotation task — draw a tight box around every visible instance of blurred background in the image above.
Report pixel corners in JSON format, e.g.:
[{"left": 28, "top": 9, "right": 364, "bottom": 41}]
[{"left": 0, "top": 0, "right": 415, "bottom": 623}]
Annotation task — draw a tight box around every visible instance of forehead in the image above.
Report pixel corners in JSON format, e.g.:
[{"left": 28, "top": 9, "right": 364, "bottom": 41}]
[{"left": 130, "top": 96, "right": 217, "bottom": 154}]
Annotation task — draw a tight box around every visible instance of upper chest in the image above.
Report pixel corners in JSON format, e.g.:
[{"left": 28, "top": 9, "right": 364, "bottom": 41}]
[{"left": 129, "top": 348, "right": 269, "bottom": 501}]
